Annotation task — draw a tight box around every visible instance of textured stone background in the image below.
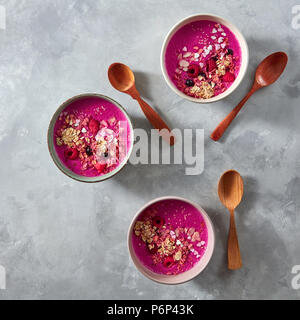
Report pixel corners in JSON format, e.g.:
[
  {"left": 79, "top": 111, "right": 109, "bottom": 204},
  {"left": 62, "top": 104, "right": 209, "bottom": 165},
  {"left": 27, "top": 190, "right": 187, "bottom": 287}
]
[{"left": 0, "top": 0, "right": 299, "bottom": 299}]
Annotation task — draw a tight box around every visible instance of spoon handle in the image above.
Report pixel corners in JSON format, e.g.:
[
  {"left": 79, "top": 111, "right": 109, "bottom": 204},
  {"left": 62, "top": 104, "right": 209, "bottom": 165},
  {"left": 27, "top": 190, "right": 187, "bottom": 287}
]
[
  {"left": 210, "top": 87, "right": 256, "bottom": 141},
  {"left": 228, "top": 209, "right": 242, "bottom": 270},
  {"left": 136, "top": 96, "right": 175, "bottom": 145}
]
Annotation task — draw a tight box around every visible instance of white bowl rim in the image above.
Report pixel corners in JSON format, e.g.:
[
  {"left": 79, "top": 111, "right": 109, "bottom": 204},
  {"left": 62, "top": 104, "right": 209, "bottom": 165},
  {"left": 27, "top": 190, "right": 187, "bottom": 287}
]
[
  {"left": 161, "top": 13, "right": 249, "bottom": 104},
  {"left": 127, "top": 196, "right": 215, "bottom": 285}
]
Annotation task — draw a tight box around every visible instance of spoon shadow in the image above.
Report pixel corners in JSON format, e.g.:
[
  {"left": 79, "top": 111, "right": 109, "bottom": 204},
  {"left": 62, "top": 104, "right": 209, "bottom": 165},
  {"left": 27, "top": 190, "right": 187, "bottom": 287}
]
[
  {"left": 134, "top": 71, "right": 153, "bottom": 101},
  {"left": 134, "top": 70, "right": 176, "bottom": 129}
]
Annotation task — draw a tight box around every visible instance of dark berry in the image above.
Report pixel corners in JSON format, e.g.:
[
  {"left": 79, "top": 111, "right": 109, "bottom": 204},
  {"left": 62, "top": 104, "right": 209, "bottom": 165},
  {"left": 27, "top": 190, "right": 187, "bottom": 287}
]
[
  {"left": 227, "top": 48, "right": 233, "bottom": 55},
  {"left": 104, "top": 152, "right": 109, "bottom": 158},
  {"left": 85, "top": 146, "right": 93, "bottom": 156},
  {"left": 185, "top": 79, "right": 194, "bottom": 87},
  {"left": 198, "top": 72, "right": 206, "bottom": 78},
  {"left": 212, "top": 55, "right": 218, "bottom": 61}
]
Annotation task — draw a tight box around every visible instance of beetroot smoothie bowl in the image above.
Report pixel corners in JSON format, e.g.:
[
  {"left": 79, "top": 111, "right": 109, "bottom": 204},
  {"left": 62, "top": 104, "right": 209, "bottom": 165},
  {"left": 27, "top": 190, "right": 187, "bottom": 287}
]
[
  {"left": 161, "top": 14, "right": 249, "bottom": 103},
  {"left": 128, "top": 197, "right": 215, "bottom": 284},
  {"left": 48, "top": 94, "right": 134, "bottom": 182}
]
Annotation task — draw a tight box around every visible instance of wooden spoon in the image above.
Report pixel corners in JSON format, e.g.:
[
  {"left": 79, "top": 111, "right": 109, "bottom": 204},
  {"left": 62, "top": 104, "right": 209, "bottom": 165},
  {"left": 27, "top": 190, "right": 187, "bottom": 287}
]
[
  {"left": 218, "top": 170, "right": 244, "bottom": 270},
  {"left": 211, "top": 51, "right": 288, "bottom": 141},
  {"left": 108, "top": 63, "right": 175, "bottom": 145}
]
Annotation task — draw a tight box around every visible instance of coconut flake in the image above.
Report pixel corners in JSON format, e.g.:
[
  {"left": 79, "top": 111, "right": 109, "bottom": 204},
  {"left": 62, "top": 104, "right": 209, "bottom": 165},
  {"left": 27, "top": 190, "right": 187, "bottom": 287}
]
[
  {"left": 183, "top": 52, "right": 192, "bottom": 58},
  {"left": 179, "top": 60, "right": 189, "bottom": 68}
]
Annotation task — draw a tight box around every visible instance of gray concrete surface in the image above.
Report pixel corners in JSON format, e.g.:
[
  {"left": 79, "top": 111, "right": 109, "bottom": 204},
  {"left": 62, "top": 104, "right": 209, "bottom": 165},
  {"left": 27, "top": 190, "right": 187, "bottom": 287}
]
[{"left": 0, "top": 0, "right": 299, "bottom": 299}]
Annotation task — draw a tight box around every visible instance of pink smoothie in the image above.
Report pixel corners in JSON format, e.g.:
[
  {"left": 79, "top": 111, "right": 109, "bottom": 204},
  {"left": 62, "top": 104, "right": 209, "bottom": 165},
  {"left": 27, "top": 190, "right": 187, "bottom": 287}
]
[
  {"left": 132, "top": 199, "right": 208, "bottom": 275},
  {"left": 165, "top": 20, "right": 242, "bottom": 98},
  {"left": 53, "top": 96, "right": 132, "bottom": 177}
]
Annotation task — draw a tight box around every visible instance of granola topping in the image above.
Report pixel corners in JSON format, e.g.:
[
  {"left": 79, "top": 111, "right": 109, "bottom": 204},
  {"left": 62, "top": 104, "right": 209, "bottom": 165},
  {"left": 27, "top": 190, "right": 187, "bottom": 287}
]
[{"left": 54, "top": 99, "right": 130, "bottom": 177}]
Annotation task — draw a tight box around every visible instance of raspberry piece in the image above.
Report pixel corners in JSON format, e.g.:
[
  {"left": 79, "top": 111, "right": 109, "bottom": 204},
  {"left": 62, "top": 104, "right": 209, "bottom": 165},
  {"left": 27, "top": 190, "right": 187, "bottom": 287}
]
[
  {"left": 88, "top": 118, "right": 100, "bottom": 135},
  {"left": 223, "top": 72, "right": 235, "bottom": 82},
  {"left": 94, "top": 162, "right": 106, "bottom": 173},
  {"left": 187, "top": 64, "right": 200, "bottom": 78},
  {"left": 148, "top": 244, "right": 158, "bottom": 254},
  {"left": 152, "top": 216, "right": 165, "bottom": 228},
  {"left": 207, "top": 58, "right": 217, "bottom": 72},
  {"left": 163, "top": 256, "right": 175, "bottom": 268},
  {"left": 64, "top": 148, "right": 79, "bottom": 160}
]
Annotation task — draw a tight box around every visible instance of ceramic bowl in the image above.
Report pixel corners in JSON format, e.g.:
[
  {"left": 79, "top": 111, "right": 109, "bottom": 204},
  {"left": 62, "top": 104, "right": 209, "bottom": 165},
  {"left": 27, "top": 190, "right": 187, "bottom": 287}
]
[
  {"left": 48, "top": 93, "right": 134, "bottom": 183},
  {"left": 161, "top": 13, "right": 249, "bottom": 103},
  {"left": 128, "top": 196, "right": 215, "bottom": 284}
]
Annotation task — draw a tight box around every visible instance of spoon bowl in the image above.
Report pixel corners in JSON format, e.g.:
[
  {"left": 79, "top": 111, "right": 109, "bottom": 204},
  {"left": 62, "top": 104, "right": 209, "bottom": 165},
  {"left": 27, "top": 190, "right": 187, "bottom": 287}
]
[
  {"left": 108, "top": 62, "right": 175, "bottom": 145},
  {"left": 218, "top": 170, "right": 244, "bottom": 210},
  {"left": 108, "top": 63, "right": 135, "bottom": 92},
  {"left": 255, "top": 51, "right": 288, "bottom": 87},
  {"left": 218, "top": 170, "right": 244, "bottom": 270}
]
